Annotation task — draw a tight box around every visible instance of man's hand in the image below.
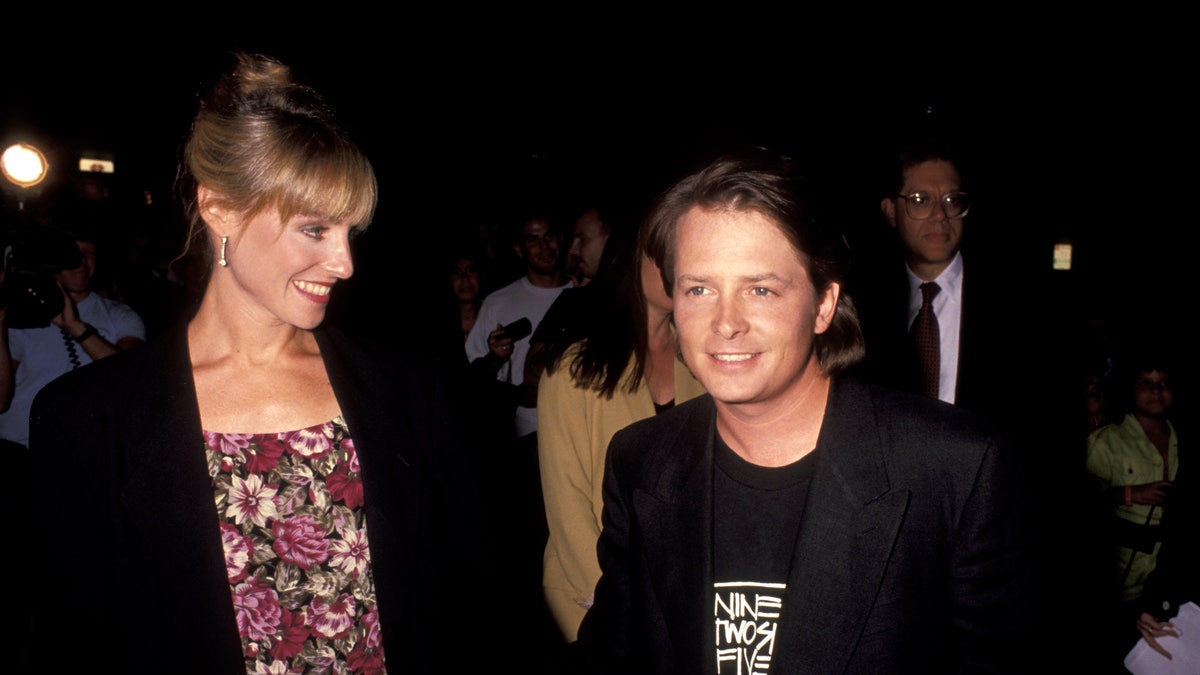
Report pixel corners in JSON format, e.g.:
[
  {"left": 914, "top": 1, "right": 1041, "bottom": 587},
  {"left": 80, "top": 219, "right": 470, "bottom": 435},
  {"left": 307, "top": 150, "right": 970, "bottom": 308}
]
[
  {"left": 1136, "top": 612, "right": 1179, "bottom": 660},
  {"left": 50, "top": 283, "right": 85, "bottom": 336},
  {"left": 487, "top": 324, "right": 514, "bottom": 362}
]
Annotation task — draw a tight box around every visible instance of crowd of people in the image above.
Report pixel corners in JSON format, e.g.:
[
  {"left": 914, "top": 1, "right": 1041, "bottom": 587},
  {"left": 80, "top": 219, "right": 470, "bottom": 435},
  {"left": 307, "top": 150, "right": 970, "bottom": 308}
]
[{"left": 4, "top": 52, "right": 1190, "bottom": 674}]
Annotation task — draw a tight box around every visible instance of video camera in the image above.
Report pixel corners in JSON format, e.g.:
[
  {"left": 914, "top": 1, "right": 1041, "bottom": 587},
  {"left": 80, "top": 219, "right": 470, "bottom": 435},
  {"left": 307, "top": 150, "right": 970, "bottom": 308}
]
[{"left": 0, "top": 223, "right": 83, "bottom": 329}]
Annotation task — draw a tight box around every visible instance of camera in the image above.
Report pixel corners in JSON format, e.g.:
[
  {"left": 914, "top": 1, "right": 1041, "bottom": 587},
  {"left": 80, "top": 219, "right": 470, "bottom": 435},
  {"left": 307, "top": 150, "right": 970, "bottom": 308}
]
[{"left": 0, "top": 223, "right": 83, "bottom": 329}]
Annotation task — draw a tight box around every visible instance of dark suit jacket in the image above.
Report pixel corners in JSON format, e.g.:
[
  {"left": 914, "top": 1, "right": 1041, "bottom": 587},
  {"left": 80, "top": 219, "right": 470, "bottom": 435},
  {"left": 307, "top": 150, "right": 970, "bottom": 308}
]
[
  {"left": 29, "top": 323, "right": 490, "bottom": 674},
  {"left": 572, "top": 378, "right": 1033, "bottom": 674},
  {"left": 853, "top": 254, "right": 1014, "bottom": 419}
]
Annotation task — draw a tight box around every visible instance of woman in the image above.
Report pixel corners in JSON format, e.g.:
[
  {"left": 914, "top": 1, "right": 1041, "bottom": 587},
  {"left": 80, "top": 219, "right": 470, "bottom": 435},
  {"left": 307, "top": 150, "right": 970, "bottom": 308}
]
[
  {"left": 1085, "top": 355, "right": 1179, "bottom": 639},
  {"left": 450, "top": 249, "right": 484, "bottom": 344},
  {"left": 537, "top": 210, "right": 704, "bottom": 642},
  {"left": 29, "top": 53, "right": 484, "bottom": 673}
]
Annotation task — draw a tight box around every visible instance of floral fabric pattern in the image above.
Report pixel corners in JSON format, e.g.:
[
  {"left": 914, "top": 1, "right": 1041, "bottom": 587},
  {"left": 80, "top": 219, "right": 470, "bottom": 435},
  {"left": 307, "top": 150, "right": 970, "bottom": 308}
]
[{"left": 206, "top": 417, "right": 386, "bottom": 674}]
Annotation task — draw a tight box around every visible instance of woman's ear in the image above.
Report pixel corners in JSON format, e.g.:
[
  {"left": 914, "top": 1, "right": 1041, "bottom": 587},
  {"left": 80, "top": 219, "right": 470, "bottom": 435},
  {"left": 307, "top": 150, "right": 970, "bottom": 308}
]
[{"left": 197, "top": 186, "right": 236, "bottom": 236}]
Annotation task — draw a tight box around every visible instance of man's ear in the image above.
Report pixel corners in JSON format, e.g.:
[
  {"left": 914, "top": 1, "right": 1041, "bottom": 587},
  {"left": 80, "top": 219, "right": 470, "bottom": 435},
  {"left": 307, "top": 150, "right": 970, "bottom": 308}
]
[
  {"left": 880, "top": 197, "right": 897, "bottom": 228},
  {"left": 513, "top": 243, "right": 525, "bottom": 260},
  {"left": 814, "top": 282, "right": 839, "bottom": 336},
  {"left": 197, "top": 186, "right": 237, "bottom": 236}
]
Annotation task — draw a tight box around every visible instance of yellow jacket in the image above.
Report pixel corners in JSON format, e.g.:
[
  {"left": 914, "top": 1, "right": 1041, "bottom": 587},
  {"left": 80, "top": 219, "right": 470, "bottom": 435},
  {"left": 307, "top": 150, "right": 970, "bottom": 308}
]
[{"left": 537, "top": 342, "right": 705, "bottom": 641}]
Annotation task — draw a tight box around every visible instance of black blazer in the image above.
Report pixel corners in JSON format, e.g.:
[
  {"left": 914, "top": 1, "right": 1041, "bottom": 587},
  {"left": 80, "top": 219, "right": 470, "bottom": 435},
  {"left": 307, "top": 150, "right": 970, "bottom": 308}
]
[
  {"left": 28, "top": 323, "right": 489, "bottom": 674},
  {"left": 855, "top": 255, "right": 1002, "bottom": 414},
  {"left": 572, "top": 378, "right": 1034, "bottom": 674}
]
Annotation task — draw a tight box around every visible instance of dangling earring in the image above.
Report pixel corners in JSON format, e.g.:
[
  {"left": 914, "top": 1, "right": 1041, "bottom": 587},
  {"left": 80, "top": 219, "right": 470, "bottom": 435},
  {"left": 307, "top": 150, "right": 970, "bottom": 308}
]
[{"left": 219, "top": 236, "right": 229, "bottom": 267}]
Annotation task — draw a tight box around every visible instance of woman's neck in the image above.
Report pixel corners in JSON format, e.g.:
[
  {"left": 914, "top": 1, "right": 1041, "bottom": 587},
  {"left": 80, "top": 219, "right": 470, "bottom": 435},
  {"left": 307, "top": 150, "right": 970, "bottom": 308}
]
[{"left": 188, "top": 288, "right": 313, "bottom": 366}]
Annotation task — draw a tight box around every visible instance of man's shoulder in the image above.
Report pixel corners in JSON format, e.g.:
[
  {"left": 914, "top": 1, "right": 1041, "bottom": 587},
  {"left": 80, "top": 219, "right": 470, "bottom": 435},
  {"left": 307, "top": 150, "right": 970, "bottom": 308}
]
[
  {"left": 859, "top": 379, "right": 994, "bottom": 432},
  {"left": 484, "top": 277, "right": 534, "bottom": 302},
  {"left": 607, "top": 395, "right": 713, "bottom": 472},
  {"left": 81, "top": 293, "right": 146, "bottom": 332},
  {"left": 833, "top": 378, "right": 1002, "bottom": 465}
]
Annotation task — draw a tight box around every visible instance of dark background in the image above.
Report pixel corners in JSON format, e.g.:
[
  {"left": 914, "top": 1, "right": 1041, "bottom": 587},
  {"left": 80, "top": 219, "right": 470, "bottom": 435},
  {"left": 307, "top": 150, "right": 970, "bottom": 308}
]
[{"left": 2, "top": 30, "right": 1189, "bottom": 374}]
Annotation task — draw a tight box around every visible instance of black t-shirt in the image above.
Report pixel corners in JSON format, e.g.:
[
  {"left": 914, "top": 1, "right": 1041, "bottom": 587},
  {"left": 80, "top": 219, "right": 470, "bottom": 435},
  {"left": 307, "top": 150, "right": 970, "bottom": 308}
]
[{"left": 712, "top": 432, "right": 816, "bottom": 674}]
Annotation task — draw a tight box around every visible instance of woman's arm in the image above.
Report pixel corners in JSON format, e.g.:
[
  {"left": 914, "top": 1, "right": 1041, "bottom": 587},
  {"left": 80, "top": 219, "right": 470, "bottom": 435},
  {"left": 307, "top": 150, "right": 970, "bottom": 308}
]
[{"left": 537, "top": 358, "right": 605, "bottom": 641}]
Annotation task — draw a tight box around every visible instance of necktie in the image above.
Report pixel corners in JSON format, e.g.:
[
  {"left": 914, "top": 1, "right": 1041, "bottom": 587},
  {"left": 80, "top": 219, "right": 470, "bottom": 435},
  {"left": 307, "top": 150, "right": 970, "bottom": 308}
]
[{"left": 911, "top": 282, "right": 941, "bottom": 399}]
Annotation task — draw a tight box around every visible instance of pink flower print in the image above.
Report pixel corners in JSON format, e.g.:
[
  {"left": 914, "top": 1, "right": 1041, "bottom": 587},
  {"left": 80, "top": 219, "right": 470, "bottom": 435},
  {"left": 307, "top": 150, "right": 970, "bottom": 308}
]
[
  {"left": 233, "top": 577, "right": 282, "bottom": 642},
  {"left": 343, "top": 438, "right": 360, "bottom": 472},
  {"left": 329, "top": 528, "right": 371, "bottom": 579},
  {"left": 271, "top": 515, "right": 329, "bottom": 569},
  {"left": 206, "top": 431, "right": 254, "bottom": 457},
  {"left": 270, "top": 608, "right": 310, "bottom": 660},
  {"left": 226, "top": 474, "right": 280, "bottom": 528},
  {"left": 245, "top": 437, "right": 286, "bottom": 475},
  {"left": 346, "top": 639, "right": 386, "bottom": 675},
  {"left": 281, "top": 423, "right": 333, "bottom": 459},
  {"left": 326, "top": 460, "right": 364, "bottom": 509},
  {"left": 252, "top": 660, "right": 298, "bottom": 675},
  {"left": 362, "top": 604, "right": 383, "bottom": 650},
  {"left": 305, "top": 593, "right": 356, "bottom": 640},
  {"left": 220, "top": 521, "right": 254, "bottom": 583}
]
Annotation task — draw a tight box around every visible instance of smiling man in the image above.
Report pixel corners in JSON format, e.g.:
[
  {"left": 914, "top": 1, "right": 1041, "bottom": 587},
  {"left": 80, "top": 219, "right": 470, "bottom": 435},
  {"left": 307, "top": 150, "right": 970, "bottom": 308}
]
[{"left": 569, "top": 151, "right": 1032, "bottom": 674}]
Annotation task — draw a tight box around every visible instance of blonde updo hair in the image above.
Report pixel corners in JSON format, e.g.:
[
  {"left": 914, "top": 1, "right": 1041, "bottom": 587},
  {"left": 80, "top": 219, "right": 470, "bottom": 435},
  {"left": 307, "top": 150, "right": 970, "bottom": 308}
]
[{"left": 180, "top": 52, "right": 377, "bottom": 259}]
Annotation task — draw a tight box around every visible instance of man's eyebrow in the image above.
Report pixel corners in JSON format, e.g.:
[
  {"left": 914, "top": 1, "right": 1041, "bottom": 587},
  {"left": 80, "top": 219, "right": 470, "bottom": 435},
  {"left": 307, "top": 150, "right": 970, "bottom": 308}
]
[
  {"left": 742, "top": 273, "right": 790, "bottom": 284},
  {"left": 677, "top": 272, "right": 791, "bottom": 284}
]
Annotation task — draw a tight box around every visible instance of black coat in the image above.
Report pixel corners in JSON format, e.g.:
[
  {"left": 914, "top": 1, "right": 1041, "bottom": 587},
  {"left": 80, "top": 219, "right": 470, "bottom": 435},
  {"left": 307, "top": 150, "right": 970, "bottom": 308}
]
[
  {"left": 28, "top": 323, "right": 489, "bottom": 673},
  {"left": 572, "top": 378, "right": 1034, "bottom": 674}
]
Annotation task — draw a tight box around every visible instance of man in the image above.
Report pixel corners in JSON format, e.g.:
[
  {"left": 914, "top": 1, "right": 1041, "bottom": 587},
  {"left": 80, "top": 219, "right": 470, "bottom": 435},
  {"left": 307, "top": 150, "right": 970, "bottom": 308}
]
[
  {"left": 527, "top": 205, "right": 618, "bottom": 379},
  {"left": 858, "top": 140, "right": 1035, "bottom": 421},
  {"left": 464, "top": 215, "right": 571, "bottom": 438},
  {"left": 0, "top": 225, "right": 146, "bottom": 447},
  {"left": 565, "top": 207, "right": 610, "bottom": 286},
  {"left": 873, "top": 142, "right": 973, "bottom": 406},
  {"left": 571, "top": 152, "right": 1032, "bottom": 673}
]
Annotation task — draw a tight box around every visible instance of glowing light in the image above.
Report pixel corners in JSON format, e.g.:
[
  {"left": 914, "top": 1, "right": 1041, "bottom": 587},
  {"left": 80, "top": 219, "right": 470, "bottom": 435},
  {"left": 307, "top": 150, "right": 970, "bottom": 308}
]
[{"left": 2, "top": 143, "right": 49, "bottom": 188}]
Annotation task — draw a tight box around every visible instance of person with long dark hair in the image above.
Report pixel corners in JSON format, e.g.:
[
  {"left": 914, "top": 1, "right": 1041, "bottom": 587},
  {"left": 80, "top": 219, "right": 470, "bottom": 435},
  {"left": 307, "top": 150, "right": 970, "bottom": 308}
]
[{"left": 537, "top": 208, "right": 704, "bottom": 642}]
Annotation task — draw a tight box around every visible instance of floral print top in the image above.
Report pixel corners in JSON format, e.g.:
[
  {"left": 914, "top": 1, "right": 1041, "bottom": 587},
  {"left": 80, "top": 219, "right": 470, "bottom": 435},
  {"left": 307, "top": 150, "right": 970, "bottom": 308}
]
[{"left": 205, "top": 417, "right": 387, "bottom": 674}]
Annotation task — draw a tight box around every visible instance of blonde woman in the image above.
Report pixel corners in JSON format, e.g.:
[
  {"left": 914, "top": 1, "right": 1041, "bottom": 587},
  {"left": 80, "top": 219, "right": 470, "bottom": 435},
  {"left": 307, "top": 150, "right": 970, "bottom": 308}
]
[{"left": 29, "top": 53, "right": 482, "bottom": 673}]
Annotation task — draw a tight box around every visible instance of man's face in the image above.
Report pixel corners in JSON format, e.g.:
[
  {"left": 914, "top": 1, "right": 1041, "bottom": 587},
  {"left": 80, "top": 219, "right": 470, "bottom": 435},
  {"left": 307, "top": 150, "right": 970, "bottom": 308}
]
[
  {"left": 516, "top": 219, "right": 561, "bottom": 276},
  {"left": 881, "top": 159, "right": 964, "bottom": 279},
  {"left": 567, "top": 209, "right": 609, "bottom": 282},
  {"left": 53, "top": 240, "right": 96, "bottom": 294},
  {"left": 672, "top": 206, "right": 837, "bottom": 411}
]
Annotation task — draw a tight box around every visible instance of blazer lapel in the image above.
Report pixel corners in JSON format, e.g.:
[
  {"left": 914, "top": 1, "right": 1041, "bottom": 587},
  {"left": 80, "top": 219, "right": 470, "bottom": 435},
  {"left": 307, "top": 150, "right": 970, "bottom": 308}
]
[
  {"left": 774, "top": 378, "right": 910, "bottom": 673},
  {"left": 638, "top": 398, "right": 718, "bottom": 675},
  {"left": 118, "top": 326, "right": 245, "bottom": 663},
  {"left": 315, "top": 327, "right": 428, "bottom": 656}
]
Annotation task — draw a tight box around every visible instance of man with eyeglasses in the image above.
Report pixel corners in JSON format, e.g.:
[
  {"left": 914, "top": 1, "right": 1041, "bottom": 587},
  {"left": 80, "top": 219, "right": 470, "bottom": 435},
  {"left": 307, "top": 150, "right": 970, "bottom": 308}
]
[
  {"left": 877, "top": 143, "right": 971, "bottom": 405},
  {"left": 857, "top": 138, "right": 1106, "bottom": 670},
  {"left": 853, "top": 137, "right": 1026, "bottom": 423}
]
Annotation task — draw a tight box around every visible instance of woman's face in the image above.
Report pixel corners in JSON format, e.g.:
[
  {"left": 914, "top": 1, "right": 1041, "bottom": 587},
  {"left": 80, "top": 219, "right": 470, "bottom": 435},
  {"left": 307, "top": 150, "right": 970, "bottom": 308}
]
[
  {"left": 1132, "top": 370, "right": 1173, "bottom": 418},
  {"left": 640, "top": 255, "right": 672, "bottom": 314},
  {"left": 223, "top": 208, "right": 355, "bottom": 329},
  {"left": 451, "top": 257, "right": 481, "bottom": 304}
]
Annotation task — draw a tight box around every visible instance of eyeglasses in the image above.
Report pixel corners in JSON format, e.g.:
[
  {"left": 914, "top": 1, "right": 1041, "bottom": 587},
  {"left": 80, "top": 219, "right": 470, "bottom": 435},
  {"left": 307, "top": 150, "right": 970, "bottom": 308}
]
[{"left": 894, "top": 191, "right": 971, "bottom": 220}]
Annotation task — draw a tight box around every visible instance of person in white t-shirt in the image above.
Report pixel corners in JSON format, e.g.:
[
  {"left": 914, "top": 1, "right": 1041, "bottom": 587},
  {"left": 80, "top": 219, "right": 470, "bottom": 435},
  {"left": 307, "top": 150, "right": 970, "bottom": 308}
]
[{"left": 0, "top": 227, "right": 146, "bottom": 447}]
